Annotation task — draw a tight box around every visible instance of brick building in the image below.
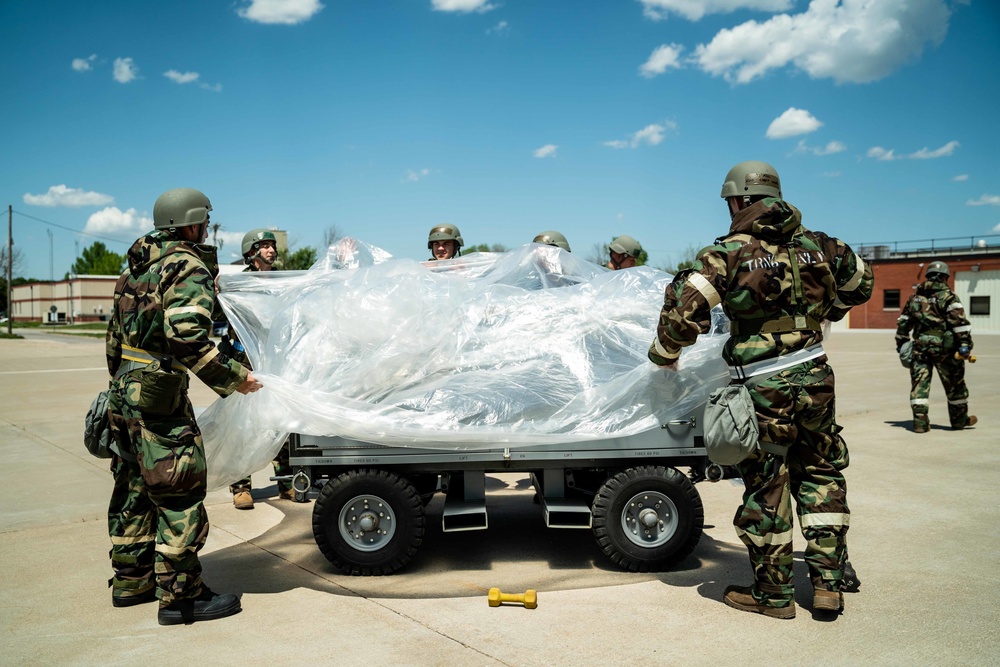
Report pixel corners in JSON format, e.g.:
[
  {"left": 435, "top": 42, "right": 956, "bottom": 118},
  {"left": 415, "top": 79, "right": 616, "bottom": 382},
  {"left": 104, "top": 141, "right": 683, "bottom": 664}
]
[{"left": 855, "top": 239, "right": 1000, "bottom": 332}]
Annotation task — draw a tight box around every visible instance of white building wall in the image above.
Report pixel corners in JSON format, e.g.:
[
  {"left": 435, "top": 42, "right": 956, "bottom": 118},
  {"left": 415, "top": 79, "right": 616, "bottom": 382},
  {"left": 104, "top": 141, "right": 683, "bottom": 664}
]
[{"left": 956, "top": 270, "right": 1000, "bottom": 333}]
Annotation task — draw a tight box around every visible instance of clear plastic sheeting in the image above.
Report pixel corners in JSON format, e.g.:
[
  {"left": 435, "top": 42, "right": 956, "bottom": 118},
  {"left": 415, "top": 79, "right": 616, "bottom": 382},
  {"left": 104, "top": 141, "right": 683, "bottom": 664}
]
[{"left": 200, "top": 241, "right": 730, "bottom": 489}]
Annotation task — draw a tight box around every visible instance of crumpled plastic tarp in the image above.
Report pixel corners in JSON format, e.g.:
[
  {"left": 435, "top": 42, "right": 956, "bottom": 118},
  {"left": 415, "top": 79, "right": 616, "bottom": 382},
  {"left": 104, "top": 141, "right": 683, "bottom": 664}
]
[{"left": 200, "top": 241, "right": 730, "bottom": 489}]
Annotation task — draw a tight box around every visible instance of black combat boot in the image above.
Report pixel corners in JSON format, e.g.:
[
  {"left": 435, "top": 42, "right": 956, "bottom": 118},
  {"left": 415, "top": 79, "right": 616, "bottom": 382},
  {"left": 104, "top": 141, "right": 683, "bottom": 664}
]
[{"left": 157, "top": 587, "right": 241, "bottom": 626}]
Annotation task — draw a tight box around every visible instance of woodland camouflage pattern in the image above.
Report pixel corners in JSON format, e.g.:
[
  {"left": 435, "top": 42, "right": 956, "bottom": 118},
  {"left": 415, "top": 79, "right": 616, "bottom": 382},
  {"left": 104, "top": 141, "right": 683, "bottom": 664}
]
[
  {"left": 895, "top": 279, "right": 974, "bottom": 429},
  {"left": 650, "top": 197, "right": 873, "bottom": 608},
  {"left": 649, "top": 198, "right": 872, "bottom": 369},
  {"left": 106, "top": 229, "right": 247, "bottom": 606}
]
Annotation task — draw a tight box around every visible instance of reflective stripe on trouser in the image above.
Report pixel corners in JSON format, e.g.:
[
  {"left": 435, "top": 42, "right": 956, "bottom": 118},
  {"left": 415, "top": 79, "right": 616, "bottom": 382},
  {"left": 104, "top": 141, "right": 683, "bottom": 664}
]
[
  {"left": 107, "top": 376, "right": 209, "bottom": 606},
  {"left": 735, "top": 359, "right": 850, "bottom": 604},
  {"left": 909, "top": 352, "right": 969, "bottom": 429}
]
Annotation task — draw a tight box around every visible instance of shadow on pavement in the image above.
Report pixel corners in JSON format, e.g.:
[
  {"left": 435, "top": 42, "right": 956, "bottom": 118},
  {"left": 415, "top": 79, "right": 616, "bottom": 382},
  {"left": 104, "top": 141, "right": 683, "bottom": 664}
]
[{"left": 200, "top": 484, "right": 753, "bottom": 602}]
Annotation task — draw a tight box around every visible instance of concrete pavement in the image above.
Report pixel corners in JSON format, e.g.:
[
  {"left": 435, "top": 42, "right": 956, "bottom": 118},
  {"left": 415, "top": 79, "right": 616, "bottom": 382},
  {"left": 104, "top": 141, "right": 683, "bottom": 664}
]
[{"left": 1, "top": 330, "right": 997, "bottom": 666}]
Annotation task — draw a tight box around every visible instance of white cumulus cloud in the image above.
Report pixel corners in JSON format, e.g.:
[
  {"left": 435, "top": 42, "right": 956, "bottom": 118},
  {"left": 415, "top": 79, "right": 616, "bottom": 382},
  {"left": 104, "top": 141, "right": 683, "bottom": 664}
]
[
  {"left": 23, "top": 185, "right": 114, "bottom": 208},
  {"left": 72, "top": 54, "right": 97, "bottom": 72},
  {"left": 237, "top": 0, "right": 324, "bottom": 25},
  {"left": 404, "top": 168, "right": 432, "bottom": 183},
  {"left": 766, "top": 107, "right": 822, "bottom": 139},
  {"left": 164, "top": 70, "right": 222, "bottom": 91},
  {"left": 164, "top": 70, "right": 200, "bottom": 84},
  {"left": 868, "top": 140, "right": 959, "bottom": 161},
  {"left": 911, "top": 140, "right": 960, "bottom": 159},
  {"left": 867, "top": 146, "right": 897, "bottom": 161},
  {"left": 533, "top": 144, "right": 558, "bottom": 159},
  {"left": 604, "top": 121, "right": 676, "bottom": 149},
  {"left": 794, "top": 140, "right": 847, "bottom": 156},
  {"left": 639, "top": 44, "right": 684, "bottom": 78},
  {"left": 487, "top": 20, "right": 509, "bottom": 35},
  {"left": 693, "top": 0, "right": 952, "bottom": 84},
  {"left": 640, "top": 0, "right": 792, "bottom": 21},
  {"left": 113, "top": 57, "right": 138, "bottom": 83},
  {"left": 84, "top": 207, "right": 153, "bottom": 237},
  {"left": 968, "top": 194, "right": 1000, "bottom": 207},
  {"left": 432, "top": 0, "right": 496, "bottom": 13},
  {"left": 952, "top": 174, "right": 969, "bottom": 182}
]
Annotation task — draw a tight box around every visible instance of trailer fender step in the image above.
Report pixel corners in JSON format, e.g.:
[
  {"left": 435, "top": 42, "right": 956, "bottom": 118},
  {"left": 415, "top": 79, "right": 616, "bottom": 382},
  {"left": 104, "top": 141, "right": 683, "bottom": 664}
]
[
  {"left": 540, "top": 497, "right": 592, "bottom": 529},
  {"left": 442, "top": 499, "right": 488, "bottom": 532}
]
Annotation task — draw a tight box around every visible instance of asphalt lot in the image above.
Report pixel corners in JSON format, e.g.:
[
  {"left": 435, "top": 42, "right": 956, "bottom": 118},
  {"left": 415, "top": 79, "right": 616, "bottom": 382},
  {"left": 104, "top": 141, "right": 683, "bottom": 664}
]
[{"left": 1, "top": 329, "right": 997, "bottom": 666}]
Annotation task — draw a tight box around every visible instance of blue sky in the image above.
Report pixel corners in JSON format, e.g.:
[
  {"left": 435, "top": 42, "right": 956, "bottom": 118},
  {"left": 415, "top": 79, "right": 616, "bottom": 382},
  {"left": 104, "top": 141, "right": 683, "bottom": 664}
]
[{"left": 2, "top": 0, "right": 998, "bottom": 278}]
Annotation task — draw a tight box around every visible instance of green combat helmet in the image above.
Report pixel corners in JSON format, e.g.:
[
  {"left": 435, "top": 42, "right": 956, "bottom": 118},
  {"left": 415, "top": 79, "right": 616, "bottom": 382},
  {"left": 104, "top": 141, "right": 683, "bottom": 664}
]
[
  {"left": 609, "top": 234, "right": 642, "bottom": 259},
  {"left": 925, "top": 261, "right": 950, "bottom": 279},
  {"left": 427, "top": 223, "right": 464, "bottom": 256},
  {"left": 533, "top": 231, "right": 571, "bottom": 252},
  {"left": 153, "top": 188, "right": 212, "bottom": 230},
  {"left": 242, "top": 228, "right": 277, "bottom": 260},
  {"left": 720, "top": 160, "right": 782, "bottom": 200}
]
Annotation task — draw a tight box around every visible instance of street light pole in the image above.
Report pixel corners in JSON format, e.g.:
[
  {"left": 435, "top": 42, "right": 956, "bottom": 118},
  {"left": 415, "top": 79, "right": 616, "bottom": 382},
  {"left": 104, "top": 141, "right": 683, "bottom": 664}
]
[{"left": 7, "top": 205, "right": 12, "bottom": 335}]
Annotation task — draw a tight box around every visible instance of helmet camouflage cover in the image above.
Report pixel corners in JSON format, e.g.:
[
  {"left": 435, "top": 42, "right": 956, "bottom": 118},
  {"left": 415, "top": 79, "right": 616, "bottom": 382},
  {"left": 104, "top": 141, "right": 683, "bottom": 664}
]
[
  {"left": 533, "top": 230, "right": 571, "bottom": 252},
  {"left": 720, "top": 160, "right": 782, "bottom": 199},
  {"left": 609, "top": 234, "right": 642, "bottom": 258},
  {"left": 152, "top": 188, "right": 212, "bottom": 230},
  {"left": 427, "top": 223, "right": 464, "bottom": 250},
  {"left": 242, "top": 228, "right": 277, "bottom": 258}
]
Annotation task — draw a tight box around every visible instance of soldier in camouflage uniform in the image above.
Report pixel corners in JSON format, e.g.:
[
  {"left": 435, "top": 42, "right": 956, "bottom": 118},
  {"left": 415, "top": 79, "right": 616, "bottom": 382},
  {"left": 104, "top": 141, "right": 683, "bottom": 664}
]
[
  {"left": 105, "top": 188, "right": 262, "bottom": 625},
  {"left": 427, "top": 223, "right": 463, "bottom": 260},
  {"left": 649, "top": 161, "right": 873, "bottom": 619},
  {"left": 533, "top": 230, "right": 572, "bottom": 252},
  {"left": 225, "top": 229, "right": 295, "bottom": 509},
  {"left": 607, "top": 234, "right": 641, "bottom": 270},
  {"left": 895, "top": 261, "right": 976, "bottom": 433}
]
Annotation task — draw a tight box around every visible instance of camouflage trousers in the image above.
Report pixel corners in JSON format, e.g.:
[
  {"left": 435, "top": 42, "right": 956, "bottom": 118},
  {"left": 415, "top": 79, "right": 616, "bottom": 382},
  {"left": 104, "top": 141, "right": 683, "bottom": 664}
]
[
  {"left": 229, "top": 440, "right": 292, "bottom": 494},
  {"left": 107, "top": 375, "right": 209, "bottom": 606},
  {"left": 909, "top": 352, "right": 970, "bottom": 429},
  {"left": 735, "top": 359, "right": 850, "bottom": 607}
]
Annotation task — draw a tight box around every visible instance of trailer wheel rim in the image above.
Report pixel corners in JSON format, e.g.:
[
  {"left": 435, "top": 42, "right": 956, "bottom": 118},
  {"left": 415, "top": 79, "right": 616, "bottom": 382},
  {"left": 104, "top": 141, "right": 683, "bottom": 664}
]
[
  {"left": 620, "top": 491, "right": 678, "bottom": 548},
  {"left": 339, "top": 494, "right": 397, "bottom": 552}
]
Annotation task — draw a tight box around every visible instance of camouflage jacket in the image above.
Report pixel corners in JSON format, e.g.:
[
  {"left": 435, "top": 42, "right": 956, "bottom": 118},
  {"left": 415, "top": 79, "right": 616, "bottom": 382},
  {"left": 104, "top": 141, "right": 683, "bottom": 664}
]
[
  {"left": 106, "top": 230, "right": 248, "bottom": 396},
  {"left": 649, "top": 198, "right": 873, "bottom": 368},
  {"left": 895, "top": 279, "right": 972, "bottom": 355}
]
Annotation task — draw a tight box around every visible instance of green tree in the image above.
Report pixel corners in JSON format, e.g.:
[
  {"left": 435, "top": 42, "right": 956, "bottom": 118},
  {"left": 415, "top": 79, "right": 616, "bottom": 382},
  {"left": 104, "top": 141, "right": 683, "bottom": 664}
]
[
  {"left": 1, "top": 247, "right": 27, "bottom": 315},
  {"left": 277, "top": 246, "right": 318, "bottom": 270},
  {"left": 70, "top": 242, "right": 126, "bottom": 276},
  {"left": 662, "top": 245, "right": 701, "bottom": 274},
  {"left": 465, "top": 243, "right": 509, "bottom": 253}
]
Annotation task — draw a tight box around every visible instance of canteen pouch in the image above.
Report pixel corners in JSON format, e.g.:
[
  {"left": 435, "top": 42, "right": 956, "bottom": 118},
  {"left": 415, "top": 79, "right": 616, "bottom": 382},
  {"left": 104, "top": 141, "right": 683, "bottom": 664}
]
[
  {"left": 898, "top": 340, "right": 913, "bottom": 369},
  {"left": 137, "top": 361, "right": 188, "bottom": 416},
  {"left": 84, "top": 390, "right": 114, "bottom": 459},
  {"left": 703, "top": 383, "right": 760, "bottom": 465}
]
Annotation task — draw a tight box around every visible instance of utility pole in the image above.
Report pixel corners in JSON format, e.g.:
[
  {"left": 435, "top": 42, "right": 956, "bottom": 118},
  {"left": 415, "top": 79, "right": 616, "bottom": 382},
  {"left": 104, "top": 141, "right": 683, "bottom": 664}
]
[
  {"left": 7, "top": 205, "right": 12, "bottom": 335},
  {"left": 47, "top": 229, "right": 54, "bottom": 281}
]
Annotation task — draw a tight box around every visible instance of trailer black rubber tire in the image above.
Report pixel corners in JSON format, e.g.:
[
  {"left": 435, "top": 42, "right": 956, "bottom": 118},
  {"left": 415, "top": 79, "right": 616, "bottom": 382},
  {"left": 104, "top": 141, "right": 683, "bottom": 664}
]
[
  {"left": 312, "top": 468, "right": 425, "bottom": 576},
  {"left": 591, "top": 465, "right": 704, "bottom": 572}
]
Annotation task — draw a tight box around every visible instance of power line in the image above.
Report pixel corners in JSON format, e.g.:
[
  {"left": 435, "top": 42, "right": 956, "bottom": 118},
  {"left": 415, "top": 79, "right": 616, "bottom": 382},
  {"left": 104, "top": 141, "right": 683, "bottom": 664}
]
[{"left": 11, "top": 209, "right": 131, "bottom": 245}]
